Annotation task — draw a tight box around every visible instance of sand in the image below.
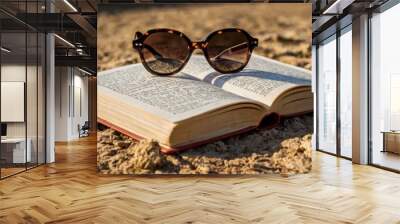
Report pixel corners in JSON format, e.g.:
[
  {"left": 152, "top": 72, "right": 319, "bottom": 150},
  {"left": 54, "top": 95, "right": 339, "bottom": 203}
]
[
  {"left": 98, "top": 115, "right": 313, "bottom": 175},
  {"left": 98, "top": 4, "right": 311, "bottom": 71},
  {"left": 97, "top": 3, "right": 312, "bottom": 175}
]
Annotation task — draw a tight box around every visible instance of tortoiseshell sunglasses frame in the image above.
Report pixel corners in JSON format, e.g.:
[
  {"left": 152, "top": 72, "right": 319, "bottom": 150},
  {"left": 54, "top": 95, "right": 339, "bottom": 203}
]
[{"left": 132, "top": 28, "right": 258, "bottom": 76}]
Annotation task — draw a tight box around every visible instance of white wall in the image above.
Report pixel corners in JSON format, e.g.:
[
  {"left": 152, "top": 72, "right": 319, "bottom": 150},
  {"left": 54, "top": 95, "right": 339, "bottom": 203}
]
[
  {"left": 1, "top": 65, "right": 26, "bottom": 128},
  {"left": 72, "top": 73, "right": 89, "bottom": 138},
  {"left": 1, "top": 64, "right": 32, "bottom": 138},
  {"left": 55, "top": 66, "right": 69, "bottom": 141},
  {"left": 1, "top": 62, "right": 46, "bottom": 164},
  {"left": 54, "top": 67, "right": 89, "bottom": 141},
  {"left": 1, "top": 64, "right": 26, "bottom": 143}
]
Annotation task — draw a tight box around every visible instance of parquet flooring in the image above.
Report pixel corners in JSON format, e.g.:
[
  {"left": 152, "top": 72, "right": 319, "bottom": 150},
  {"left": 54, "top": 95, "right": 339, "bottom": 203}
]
[
  {"left": 1, "top": 135, "right": 400, "bottom": 223},
  {"left": 0, "top": 167, "right": 26, "bottom": 178}
]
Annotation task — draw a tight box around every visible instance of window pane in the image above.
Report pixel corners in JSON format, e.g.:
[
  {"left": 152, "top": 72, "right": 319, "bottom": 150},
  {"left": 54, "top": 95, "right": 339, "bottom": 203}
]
[
  {"left": 340, "top": 27, "right": 352, "bottom": 158},
  {"left": 371, "top": 3, "right": 400, "bottom": 171},
  {"left": 0, "top": 0, "right": 46, "bottom": 179},
  {"left": 1, "top": 31, "right": 28, "bottom": 177},
  {"left": 38, "top": 33, "right": 46, "bottom": 165},
  {"left": 318, "top": 36, "right": 337, "bottom": 154},
  {"left": 27, "top": 31, "right": 38, "bottom": 169},
  {"left": 26, "top": 0, "right": 39, "bottom": 169}
]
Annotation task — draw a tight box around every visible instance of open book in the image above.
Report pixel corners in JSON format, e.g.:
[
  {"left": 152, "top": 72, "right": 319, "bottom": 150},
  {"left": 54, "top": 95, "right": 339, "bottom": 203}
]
[{"left": 98, "top": 55, "right": 312, "bottom": 153}]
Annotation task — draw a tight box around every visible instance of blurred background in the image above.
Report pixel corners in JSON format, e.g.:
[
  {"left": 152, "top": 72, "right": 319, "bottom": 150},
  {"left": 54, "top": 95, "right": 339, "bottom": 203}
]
[{"left": 98, "top": 4, "right": 311, "bottom": 72}]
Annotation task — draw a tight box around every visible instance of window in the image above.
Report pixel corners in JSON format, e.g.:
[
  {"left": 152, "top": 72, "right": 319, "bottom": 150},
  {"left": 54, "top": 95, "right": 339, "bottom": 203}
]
[
  {"left": 317, "top": 35, "right": 337, "bottom": 154},
  {"left": 370, "top": 3, "right": 400, "bottom": 171},
  {"left": 1, "top": 29, "right": 28, "bottom": 178},
  {"left": 339, "top": 26, "right": 352, "bottom": 158},
  {"left": 0, "top": 2, "right": 46, "bottom": 179}
]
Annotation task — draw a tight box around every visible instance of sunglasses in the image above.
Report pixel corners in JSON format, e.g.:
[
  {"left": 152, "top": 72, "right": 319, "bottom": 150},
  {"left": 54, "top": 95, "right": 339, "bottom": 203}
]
[{"left": 132, "top": 28, "right": 258, "bottom": 76}]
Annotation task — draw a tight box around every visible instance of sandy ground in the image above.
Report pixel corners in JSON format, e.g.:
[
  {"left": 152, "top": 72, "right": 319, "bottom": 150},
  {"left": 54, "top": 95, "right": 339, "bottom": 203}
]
[
  {"left": 98, "top": 115, "right": 312, "bottom": 175},
  {"left": 98, "top": 4, "right": 311, "bottom": 71},
  {"left": 97, "top": 3, "right": 312, "bottom": 175}
]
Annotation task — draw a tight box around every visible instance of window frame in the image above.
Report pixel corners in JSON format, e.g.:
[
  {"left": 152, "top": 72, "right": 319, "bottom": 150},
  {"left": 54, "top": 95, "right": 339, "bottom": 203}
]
[{"left": 314, "top": 22, "right": 353, "bottom": 161}]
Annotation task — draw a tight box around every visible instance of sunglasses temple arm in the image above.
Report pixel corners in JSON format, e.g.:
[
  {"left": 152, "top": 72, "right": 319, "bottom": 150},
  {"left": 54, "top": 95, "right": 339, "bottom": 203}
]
[
  {"left": 133, "top": 32, "right": 163, "bottom": 59},
  {"left": 132, "top": 32, "right": 143, "bottom": 49},
  {"left": 134, "top": 32, "right": 143, "bottom": 40},
  {"left": 142, "top": 44, "right": 163, "bottom": 59},
  {"left": 252, "top": 38, "right": 258, "bottom": 48},
  {"left": 209, "top": 42, "right": 250, "bottom": 61}
]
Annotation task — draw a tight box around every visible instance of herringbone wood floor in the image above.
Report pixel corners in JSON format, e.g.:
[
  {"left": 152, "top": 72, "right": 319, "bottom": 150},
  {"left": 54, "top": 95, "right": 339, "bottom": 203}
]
[{"left": 1, "top": 135, "right": 400, "bottom": 224}]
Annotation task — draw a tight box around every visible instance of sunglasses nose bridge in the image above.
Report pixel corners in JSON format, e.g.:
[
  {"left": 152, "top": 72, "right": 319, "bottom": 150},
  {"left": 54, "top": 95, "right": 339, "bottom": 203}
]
[{"left": 191, "top": 41, "right": 207, "bottom": 50}]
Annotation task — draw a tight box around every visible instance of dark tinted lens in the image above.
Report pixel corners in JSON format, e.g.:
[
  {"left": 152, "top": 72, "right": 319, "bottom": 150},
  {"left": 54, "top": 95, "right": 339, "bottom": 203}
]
[
  {"left": 142, "top": 32, "right": 190, "bottom": 75},
  {"left": 206, "top": 31, "right": 250, "bottom": 73}
]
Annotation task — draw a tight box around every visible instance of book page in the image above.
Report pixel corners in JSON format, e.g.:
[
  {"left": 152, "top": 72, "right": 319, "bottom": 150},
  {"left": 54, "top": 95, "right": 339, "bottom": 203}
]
[
  {"left": 186, "top": 55, "right": 311, "bottom": 107},
  {"left": 98, "top": 63, "right": 256, "bottom": 123}
]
